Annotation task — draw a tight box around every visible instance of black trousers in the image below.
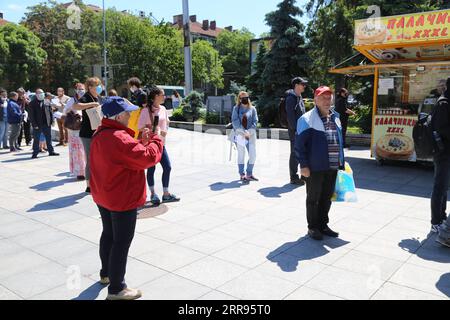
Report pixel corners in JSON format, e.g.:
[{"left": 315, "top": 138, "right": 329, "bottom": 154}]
[
  {"left": 289, "top": 129, "right": 300, "bottom": 179},
  {"left": 18, "top": 120, "right": 32, "bottom": 146},
  {"left": 431, "top": 153, "right": 450, "bottom": 225},
  {"left": 341, "top": 117, "right": 348, "bottom": 147},
  {"left": 306, "top": 170, "right": 338, "bottom": 230},
  {"left": 98, "top": 205, "right": 137, "bottom": 294}
]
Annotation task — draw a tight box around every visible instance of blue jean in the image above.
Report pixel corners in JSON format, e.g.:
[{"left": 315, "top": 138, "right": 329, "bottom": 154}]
[
  {"left": 32, "top": 126, "right": 54, "bottom": 155},
  {"left": 237, "top": 135, "right": 256, "bottom": 176},
  {"left": 431, "top": 152, "right": 450, "bottom": 225},
  {"left": 0, "top": 120, "right": 8, "bottom": 148},
  {"left": 147, "top": 147, "right": 171, "bottom": 189}
]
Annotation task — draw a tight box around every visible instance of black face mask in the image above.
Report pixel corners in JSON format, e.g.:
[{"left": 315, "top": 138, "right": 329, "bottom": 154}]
[{"left": 241, "top": 97, "right": 249, "bottom": 105}]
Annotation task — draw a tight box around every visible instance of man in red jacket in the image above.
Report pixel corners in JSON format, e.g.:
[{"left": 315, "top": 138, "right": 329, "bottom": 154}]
[{"left": 90, "top": 96, "right": 163, "bottom": 300}]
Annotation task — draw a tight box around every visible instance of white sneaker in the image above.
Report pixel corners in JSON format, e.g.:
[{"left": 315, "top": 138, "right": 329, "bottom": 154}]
[{"left": 106, "top": 288, "right": 142, "bottom": 301}]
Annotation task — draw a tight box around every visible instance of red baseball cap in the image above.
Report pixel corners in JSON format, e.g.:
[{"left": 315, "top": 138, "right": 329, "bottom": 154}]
[{"left": 315, "top": 86, "right": 333, "bottom": 97}]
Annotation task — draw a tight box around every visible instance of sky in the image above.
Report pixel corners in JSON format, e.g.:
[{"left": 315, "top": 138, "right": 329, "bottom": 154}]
[{"left": 1, "top": 0, "right": 310, "bottom": 37}]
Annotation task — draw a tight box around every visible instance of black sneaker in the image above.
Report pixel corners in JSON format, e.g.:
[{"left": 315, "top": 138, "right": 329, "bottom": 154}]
[
  {"left": 31, "top": 154, "right": 38, "bottom": 159},
  {"left": 308, "top": 229, "right": 323, "bottom": 241},
  {"left": 291, "top": 177, "right": 305, "bottom": 186},
  {"left": 322, "top": 226, "right": 339, "bottom": 238},
  {"left": 85, "top": 187, "right": 91, "bottom": 193},
  {"left": 49, "top": 152, "right": 60, "bottom": 156}
]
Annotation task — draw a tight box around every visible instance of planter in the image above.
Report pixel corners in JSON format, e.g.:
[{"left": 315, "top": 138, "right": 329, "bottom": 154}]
[{"left": 169, "top": 121, "right": 371, "bottom": 146}]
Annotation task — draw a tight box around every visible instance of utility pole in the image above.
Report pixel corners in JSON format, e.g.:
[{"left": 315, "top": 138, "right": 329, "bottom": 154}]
[
  {"left": 182, "top": 0, "right": 193, "bottom": 95},
  {"left": 102, "top": 0, "right": 108, "bottom": 90}
]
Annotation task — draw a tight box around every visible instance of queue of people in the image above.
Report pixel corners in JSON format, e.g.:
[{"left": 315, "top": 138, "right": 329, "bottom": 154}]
[{"left": 3, "top": 74, "right": 449, "bottom": 301}]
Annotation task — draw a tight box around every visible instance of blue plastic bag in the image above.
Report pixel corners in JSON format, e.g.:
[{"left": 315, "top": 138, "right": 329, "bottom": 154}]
[{"left": 332, "top": 162, "right": 357, "bottom": 202}]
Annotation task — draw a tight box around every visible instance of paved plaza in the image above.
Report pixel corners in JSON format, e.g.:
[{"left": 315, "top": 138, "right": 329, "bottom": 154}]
[{"left": 0, "top": 128, "right": 449, "bottom": 300}]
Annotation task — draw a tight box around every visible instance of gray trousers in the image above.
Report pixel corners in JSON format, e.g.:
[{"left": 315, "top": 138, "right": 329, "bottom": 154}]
[
  {"left": 80, "top": 137, "right": 92, "bottom": 181},
  {"left": 8, "top": 123, "right": 21, "bottom": 149}
]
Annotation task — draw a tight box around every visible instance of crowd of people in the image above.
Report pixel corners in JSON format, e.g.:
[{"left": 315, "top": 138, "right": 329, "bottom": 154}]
[{"left": 1, "top": 74, "right": 449, "bottom": 300}]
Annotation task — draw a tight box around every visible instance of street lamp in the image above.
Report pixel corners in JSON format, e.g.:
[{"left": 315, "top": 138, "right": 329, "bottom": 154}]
[
  {"left": 182, "top": 0, "right": 193, "bottom": 95},
  {"left": 103, "top": 0, "right": 108, "bottom": 90}
]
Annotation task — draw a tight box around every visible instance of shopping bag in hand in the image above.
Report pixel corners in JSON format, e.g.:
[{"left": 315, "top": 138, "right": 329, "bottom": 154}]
[{"left": 332, "top": 162, "right": 357, "bottom": 202}]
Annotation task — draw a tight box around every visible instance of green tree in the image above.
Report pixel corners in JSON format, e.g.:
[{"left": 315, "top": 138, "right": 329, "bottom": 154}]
[
  {"left": 104, "top": 10, "right": 185, "bottom": 87},
  {"left": 192, "top": 40, "right": 224, "bottom": 90},
  {"left": 216, "top": 28, "right": 254, "bottom": 84},
  {"left": 258, "top": 0, "right": 309, "bottom": 126},
  {"left": 0, "top": 23, "right": 47, "bottom": 89},
  {"left": 22, "top": 0, "right": 99, "bottom": 91},
  {"left": 246, "top": 42, "right": 267, "bottom": 99}
]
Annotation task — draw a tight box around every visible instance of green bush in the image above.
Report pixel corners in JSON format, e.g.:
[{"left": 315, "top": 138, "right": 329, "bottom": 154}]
[
  {"left": 170, "top": 107, "right": 186, "bottom": 121},
  {"left": 205, "top": 112, "right": 221, "bottom": 124},
  {"left": 349, "top": 105, "right": 372, "bottom": 134},
  {"left": 182, "top": 91, "right": 205, "bottom": 122}
]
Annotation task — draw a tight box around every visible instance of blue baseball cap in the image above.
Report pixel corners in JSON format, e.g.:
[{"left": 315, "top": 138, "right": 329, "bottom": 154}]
[{"left": 102, "top": 96, "right": 139, "bottom": 118}]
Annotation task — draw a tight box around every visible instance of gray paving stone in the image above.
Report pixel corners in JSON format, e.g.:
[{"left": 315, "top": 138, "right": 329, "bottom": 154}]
[
  {"left": 0, "top": 285, "right": 23, "bottom": 300},
  {"left": 255, "top": 255, "right": 327, "bottom": 286},
  {"left": 389, "top": 264, "right": 450, "bottom": 298},
  {"left": 218, "top": 270, "right": 299, "bottom": 300},
  {"left": 212, "top": 242, "right": 270, "bottom": 268},
  {"left": 284, "top": 286, "right": 344, "bottom": 300},
  {"left": 137, "top": 243, "right": 205, "bottom": 272},
  {"left": 174, "top": 256, "right": 248, "bottom": 289},
  {"left": 177, "top": 231, "right": 238, "bottom": 255},
  {"left": 139, "top": 273, "right": 211, "bottom": 300},
  {"left": 305, "top": 266, "right": 384, "bottom": 300},
  {"left": 198, "top": 290, "right": 238, "bottom": 300},
  {"left": 0, "top": 250, "right": 52, "bottom": 280},
  {"left": 1, "top": 263, "right": 68, "bottom": 299},
  {"left": 148, "top": 223, "right": 203, "bottom": 243},
  {"left": 332, "top": 250, "right": 403, "bottom": 281},
  {"left": 371, "top": 282, "right": 445, "bottom": 300},
  {"left": 30, "top": 277, "right": 107, "bottom": 300},
  {"left": 0, "top": 219, "right": 46, "bottom": 238}
]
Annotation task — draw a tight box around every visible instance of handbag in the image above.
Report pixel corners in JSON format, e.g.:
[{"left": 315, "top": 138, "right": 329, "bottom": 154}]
[
  {"left": 332, "top": 162, "right": 357, "bottom": 202},
  {"left": 64, "top": 110, "right": 82, "bottom": 131}
]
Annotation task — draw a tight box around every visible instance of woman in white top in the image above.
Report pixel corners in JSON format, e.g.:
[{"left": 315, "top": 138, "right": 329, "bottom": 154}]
[
  {"left": 171, "top": 90, "right": 182, "bottom": 109},
  {"left": 63, "top": 83, "right": 86, "bottom": 180},
  {"left": 138, "top": 86, "right": 180, "bottom": 205}
]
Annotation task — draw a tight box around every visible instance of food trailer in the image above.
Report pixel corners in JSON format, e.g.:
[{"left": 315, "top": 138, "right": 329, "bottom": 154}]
[{"left": 330, "top": 8, "right": 450, "bottom": 163}]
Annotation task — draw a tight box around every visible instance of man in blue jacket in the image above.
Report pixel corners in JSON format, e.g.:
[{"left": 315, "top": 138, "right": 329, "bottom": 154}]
[
  {"left": 286, "top": 77, "right": 308, "bottom": 185},
  {"left": 295, "top": 86, "right": 345, "bottom": 241},
  {"left": 7, "top": 92, "right": 23, "bottom": 152}
]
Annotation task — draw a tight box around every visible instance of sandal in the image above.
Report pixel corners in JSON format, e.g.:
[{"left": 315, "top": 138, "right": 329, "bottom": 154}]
[
  {"left": 162, "top": 194, "right": 180, "bottom": 203},
  {"left": 150, "top": 194, "right": 161, "bottom": 205}
]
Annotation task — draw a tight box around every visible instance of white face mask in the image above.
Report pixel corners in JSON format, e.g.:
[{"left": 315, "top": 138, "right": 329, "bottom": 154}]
[
  {"left": 130, "top": 86, "right": 137, "bottom": 94},
  {"left": 76, "top": 89, "right": 86, "bottom": 97},
  {"left": 37, "top": 93, "right": 45, "bottom": 101}
]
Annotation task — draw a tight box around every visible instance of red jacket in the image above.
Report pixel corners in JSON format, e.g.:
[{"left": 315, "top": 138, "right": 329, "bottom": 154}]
[{"left": 90, "top": 118, "right": 163, "bottom": 212}]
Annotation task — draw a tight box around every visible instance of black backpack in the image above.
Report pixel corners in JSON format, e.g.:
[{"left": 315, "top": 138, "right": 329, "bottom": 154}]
[{"left": 413, "top": 97, "right": 448, "bottom": 158}]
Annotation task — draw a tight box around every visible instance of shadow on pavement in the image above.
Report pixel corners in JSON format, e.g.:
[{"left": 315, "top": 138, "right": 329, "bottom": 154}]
[
  {"left": 436, "top": 273, "right": 450, "bottom": 297},
  {"left": 209, "top": 180, "right": 248, "bottom": 191},
  {"left": 27, "top": 192, "right": 88, "bottom": 212},
  {"left": 399, "top": 237, "right": 450, "bottom": 297},
  {"left": 258, "top": 183, "right": 301, "bottom": 198},
  {"left": 345, "top": 156, "right": 433, "bottom": 198},
  {"left": 268, "top": 236, "right": 350, "bottom": 272},
  {"left": 30, "top": 178, "right": 78, "bottom": 191},
  {"left": 72, "top": 282, "right": 106, "bottom": 300},
  {"left": 55, "top": 172, "right": 72, "bottom": 177}
]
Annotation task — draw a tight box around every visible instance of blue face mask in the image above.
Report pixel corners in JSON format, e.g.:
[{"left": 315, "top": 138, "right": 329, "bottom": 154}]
[{"left": 96, "top": 85, "right": 103, "bottom": 95}]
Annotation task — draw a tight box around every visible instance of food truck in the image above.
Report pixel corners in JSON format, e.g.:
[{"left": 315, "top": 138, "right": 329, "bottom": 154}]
[{"left": 330, "top": 8, "right": 450, "bottom": 164}]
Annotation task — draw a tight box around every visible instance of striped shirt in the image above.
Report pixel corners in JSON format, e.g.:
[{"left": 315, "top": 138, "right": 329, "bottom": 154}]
[{"left": 321, "top": 115, "right": 340, "bottom": 170}]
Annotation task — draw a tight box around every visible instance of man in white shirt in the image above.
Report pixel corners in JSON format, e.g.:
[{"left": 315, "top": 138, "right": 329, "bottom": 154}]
[{"left": 51, "top": 87, "right": 70, "bottom": 146}]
